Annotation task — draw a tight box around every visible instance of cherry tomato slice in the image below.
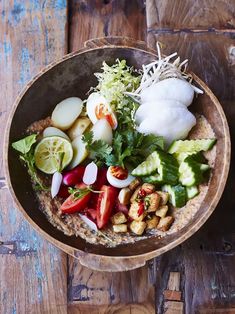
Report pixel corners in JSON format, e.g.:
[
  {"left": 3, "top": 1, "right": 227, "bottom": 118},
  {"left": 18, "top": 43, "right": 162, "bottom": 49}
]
[
  {"left": 60, "top": 183, "right": 91, "bottom": 214},
  {"left": 89, "top": 168, "right": 108, "bottom": 208},
  {"left": 96, "top": 185, "right": 118, "bottom": 229}
]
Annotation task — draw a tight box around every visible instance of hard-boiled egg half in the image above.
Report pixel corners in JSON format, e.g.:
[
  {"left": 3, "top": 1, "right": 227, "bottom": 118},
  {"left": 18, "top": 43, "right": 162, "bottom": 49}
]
[
  {"left": 107, "top": 166, "right": 135, "bottom": 188},
  {"left": 86, "top": 92, "right": 117, "bottom": 129}
]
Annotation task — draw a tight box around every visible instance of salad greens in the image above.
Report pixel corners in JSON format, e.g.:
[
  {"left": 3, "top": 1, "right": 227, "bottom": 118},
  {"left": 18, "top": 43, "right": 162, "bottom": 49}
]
[
  {"left": 12, "top": 134, "right": 48, "bottom": 190},
  {"left": 94, "top": 59, "right": 140, "bottom": 109}
]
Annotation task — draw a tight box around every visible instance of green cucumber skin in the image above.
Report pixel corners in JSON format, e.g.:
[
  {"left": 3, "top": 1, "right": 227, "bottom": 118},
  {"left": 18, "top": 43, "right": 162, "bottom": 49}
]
[
  {"left": 132, "top": 150, "right": 179, "bottom": 185},
  {"left": 162, "top": 184, "right": 186, "bottom": 208},
  {"left": 168, "top": 138, "right": 217, "bottom": 155}
]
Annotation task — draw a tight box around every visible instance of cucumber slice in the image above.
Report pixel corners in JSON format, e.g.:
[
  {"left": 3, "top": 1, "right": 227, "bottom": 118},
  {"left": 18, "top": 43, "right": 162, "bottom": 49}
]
[
  {"left": 179, "top": 154, "right": 206, "bottom": 186},
  {"left": 162, "top": 184, "right": 186, "bottom": 208},
  {"left": 168, "top": 138, "right": 216, "bottom": 155},
  {"left": 186, "top": 186, "right": 199, "bottom": 199},
  {"left": 132, "top": 150, "right": 178, "bottom": 185},
  {"left": 175, "top": 151, "right": 206, "bottom": 163}
]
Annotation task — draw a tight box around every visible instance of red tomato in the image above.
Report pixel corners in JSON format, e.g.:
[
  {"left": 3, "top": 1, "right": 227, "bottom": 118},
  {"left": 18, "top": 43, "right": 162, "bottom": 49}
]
[
  {"left": 89, "top": 168, "right": 108, "bottom": 208},
  {"left": 62, "top": 166, "right": 85, "bottom": 186},
  {"left": 60, "top": 183, "right": 91, "bottom": 214},
  {"left": 96, "top": 185, "right": 118, "bottom": 229}
]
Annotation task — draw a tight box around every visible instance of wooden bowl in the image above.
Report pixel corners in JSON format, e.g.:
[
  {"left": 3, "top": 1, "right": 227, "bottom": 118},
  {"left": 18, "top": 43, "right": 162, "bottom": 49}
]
[{"left": 4, "top": 37, "right": 231, "bottom": 271}]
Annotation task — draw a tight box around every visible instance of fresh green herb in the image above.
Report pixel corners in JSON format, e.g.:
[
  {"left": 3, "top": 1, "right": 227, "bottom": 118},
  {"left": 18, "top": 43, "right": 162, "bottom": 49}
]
[
  {"left": 12, "top": 134, "right": 48, "bottom": 190},
  {"left": 68, "top": 186, "right": 102, "bottom": 200}
]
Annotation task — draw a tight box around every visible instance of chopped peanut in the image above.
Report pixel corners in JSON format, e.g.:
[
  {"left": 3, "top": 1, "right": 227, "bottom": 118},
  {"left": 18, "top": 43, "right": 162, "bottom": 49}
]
[
  {"left": 157, "top": 216, "right": 174, "bottom": 231},
  {"left": 141, "top": 183, "right": 155, "bottom": 194},
  {"left": 111, "top": 212, "right": 127, "bottom": 225},
  {"left": 130, "top": 187, "right": 141, "bottom": 203},
  {"left": 128, "top": 178, "right": 141, "bottom": 191},
  {"left": 146, "top": 192, "right": 161, "bottom": 212},
  {"left": 113, "top": 224, "right": 128, "bottom": 233},
  {"left": 146, "top": 216, "right": 160, "bottom": 230},
  {"left": 157, "top": 191, "right": 169, "bottom": 205},
  {"left": 130, "top": 220, "right": 146, "bottom": 235},
  {"left": 129, "top": 202, "right": 146, "bottom": 221},
  {"left": 118, "top": 188, "right": 132, "bottom": 205},
  {"left": 155, "top": 205, "right": 169, "bottom": 218}
]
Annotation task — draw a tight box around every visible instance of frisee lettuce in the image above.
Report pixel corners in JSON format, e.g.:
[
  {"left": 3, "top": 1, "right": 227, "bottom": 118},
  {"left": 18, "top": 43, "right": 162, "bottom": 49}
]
[{"left": 94, "top": 59, "right": 141, "bottom": 110}]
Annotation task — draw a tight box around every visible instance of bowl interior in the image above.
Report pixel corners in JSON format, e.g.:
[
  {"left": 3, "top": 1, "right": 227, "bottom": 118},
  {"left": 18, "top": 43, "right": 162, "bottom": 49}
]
[{"left": 7, "top": 47, "right": 228, "bottom": 257}]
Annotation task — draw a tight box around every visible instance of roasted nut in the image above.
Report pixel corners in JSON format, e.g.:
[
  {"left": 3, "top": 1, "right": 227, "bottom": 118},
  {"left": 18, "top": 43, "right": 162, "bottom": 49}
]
[
  {"left": 118, "top": 188, "right": 132, "bottom": 205},
  {"left": 157, "top": 216, "right": 174, "bottom": 232},
  {"left": 130, "top": 187, "right": 141, "bottom": 203},
  {"left": 113, "top": 224, "right": 128, "bottom": 233},
  {"left": 146, "top": 216, "right": 160, "bottom": 230},
  {"left": 155, "top": 205, "right": 168, "bottom": 218},
  {"left": 141, "top": 183, "right": 155, "bottom": 194},
  {"left": 130, "top": 220, "right": 146, "bottom": 235},
  {"left": 129, "top": 202, "right": 146, "bottom": 222},
  {"left": 111, "top": 212, "right": 127, "bottom": 225},
  {"left": 146, "top": 192, "right": 161, "bottom": 212},
  {"left": 157, "top": 191, "right": 169, "bottom": 205},
  {"left": 128, "top": 178, "right": 141, "bottom": 191}
]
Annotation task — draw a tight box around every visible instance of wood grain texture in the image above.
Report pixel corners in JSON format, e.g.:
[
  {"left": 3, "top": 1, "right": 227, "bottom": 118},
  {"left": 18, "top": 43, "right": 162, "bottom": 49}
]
[
  {"left": 0, "top": 1, "right": 68, "bottom": 313},
  {"left": 147, "top": 0, "right": 235, "bottom": 30},
  {"left": 67, "top": 258, "right": 155, "bottom": 313},
  {"left": 68, "top": 0, "right": 146, "bottom": 51}
]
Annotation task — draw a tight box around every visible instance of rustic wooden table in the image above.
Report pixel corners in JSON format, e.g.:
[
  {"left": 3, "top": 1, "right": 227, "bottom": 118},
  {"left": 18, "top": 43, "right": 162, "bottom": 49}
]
[{"left": 0, "top": 1, "right": 235, "bottom": 313}]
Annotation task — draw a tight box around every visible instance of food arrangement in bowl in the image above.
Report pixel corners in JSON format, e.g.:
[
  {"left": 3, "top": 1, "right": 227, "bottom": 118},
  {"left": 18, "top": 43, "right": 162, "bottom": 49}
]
[{"left": 11, "top": 44, "right": 217, "bottom": 247}]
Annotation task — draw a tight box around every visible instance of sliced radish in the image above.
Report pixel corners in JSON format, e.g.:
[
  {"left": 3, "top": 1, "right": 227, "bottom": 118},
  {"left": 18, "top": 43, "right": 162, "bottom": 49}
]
[
  {"left": 51, "top": 172, "right": 63, "bottom": 198},
  {"left": 79, "top": 214, "right": 98, "bottom": 231},
  {"left": 83, "top": 162, "right": 98, "bottom": 185}
]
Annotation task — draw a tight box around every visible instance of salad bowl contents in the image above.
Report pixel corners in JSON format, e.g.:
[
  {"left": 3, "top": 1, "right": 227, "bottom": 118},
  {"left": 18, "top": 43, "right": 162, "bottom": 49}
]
[
  {"left": 5, "top": 38, "right": 229, "bottom": 264},
  {"left": 10, "top": 44, "right": 218, "bottom": 247}
]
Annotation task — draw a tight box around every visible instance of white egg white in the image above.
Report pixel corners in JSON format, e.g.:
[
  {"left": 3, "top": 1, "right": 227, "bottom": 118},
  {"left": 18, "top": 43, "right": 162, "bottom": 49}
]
[
  {"left": 107, "top": 167, "right": 135, "bottom": 188},
  {"left": 86, "top": 92, "right": 107, "bottom": 125}
]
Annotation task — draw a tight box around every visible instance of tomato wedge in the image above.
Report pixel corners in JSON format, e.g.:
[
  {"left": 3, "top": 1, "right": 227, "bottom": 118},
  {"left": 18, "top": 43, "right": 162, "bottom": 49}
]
[
  {"left": 96, "top": 185, "right": 118, "bottom": 229},
  {"left": 60, "top": 183, "right": 91, "bottom": 214},
  {"left": 89, "top": 168, "right": 108, "bottom": 208}
]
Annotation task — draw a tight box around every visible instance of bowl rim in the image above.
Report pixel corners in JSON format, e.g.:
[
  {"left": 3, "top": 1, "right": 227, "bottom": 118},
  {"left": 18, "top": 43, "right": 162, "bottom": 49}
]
[{"left": 4, "top": 44, "right": 231, "bottom": 262}]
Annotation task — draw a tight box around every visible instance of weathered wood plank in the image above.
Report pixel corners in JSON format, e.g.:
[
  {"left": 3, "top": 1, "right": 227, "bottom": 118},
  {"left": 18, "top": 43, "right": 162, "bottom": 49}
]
[
  {"left": 0, "top": 1, "right": 68, "bottom": 313},
  {"left": 147, "top": 32, "right": 235, "bottom": 101},
  {"left": 68, "top": 259, "right": 155, "bottom": 313},
  {"left": 147, "top": 0, "right": 235, "bottom": 30},
  {"left": 68, "top": 0, "right": 146, "bottom": 51}
]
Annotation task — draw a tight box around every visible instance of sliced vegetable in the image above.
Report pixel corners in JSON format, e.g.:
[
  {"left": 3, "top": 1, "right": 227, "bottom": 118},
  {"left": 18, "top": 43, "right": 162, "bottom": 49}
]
[
  {"left": 67, "top": 117, "right": 91, "bottom": 140},
  {"left": 179, "top": 154, "right": 208, "bottom": 187},
  {"left": 51, "top": 97, "right": 83, "bottom": 130},
  {"left": 132, "top": 151, "right": 178, "bottom": 185},
  {"left": 51, "top": 171, "right": 63, "bottom": 198},
  {"left": 186, "top": 186, "right": 199, "bottom": 199},
  {"left": 168, "top": 138, "right": 216, "bottom": 155},
  {"left": 69, "top": 136, "right": 88, "bottom": 169},
  {"left": 162, "top": 184, "right": 186, "bottom": 208},
  {"left": 96, "top": 185, "right": 118, "bottom": 229},
  {"left": 34, "top": 136, "right": 73, "bottom": 174},
  {"left": 79, "top": 213, "right": 98, "bottom": 231},
  {"left": 60, "top": 183, "right": 91, "bottom": 214},
  {"left": 83, "top": 162, "right": 98, "bottom": 185},
  {"left": 43, "top": 127, "right": 70, "bottom": 141},
  {"left": 58, "top": 185, "right": 70, "bottom": 198}
]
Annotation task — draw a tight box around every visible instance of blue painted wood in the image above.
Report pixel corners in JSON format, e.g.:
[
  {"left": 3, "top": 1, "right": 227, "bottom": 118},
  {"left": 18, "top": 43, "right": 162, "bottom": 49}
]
[{"left": 0, "top": 1, "right": 68, "bottom": 313}]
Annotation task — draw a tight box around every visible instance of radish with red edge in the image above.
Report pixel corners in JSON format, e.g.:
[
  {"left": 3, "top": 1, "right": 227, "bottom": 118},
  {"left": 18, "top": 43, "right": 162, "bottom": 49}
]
[
  {"left": 63, "top": 166, "right": 85, "bottom": 186},
  {"left": 79, "top": 214, "right": 98, "bottom": 232}
]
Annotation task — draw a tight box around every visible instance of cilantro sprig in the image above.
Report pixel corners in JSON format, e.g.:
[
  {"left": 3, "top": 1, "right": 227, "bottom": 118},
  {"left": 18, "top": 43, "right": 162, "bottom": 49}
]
[{"left": 68, "top": 186, "right": 102, "bottom": 200}]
